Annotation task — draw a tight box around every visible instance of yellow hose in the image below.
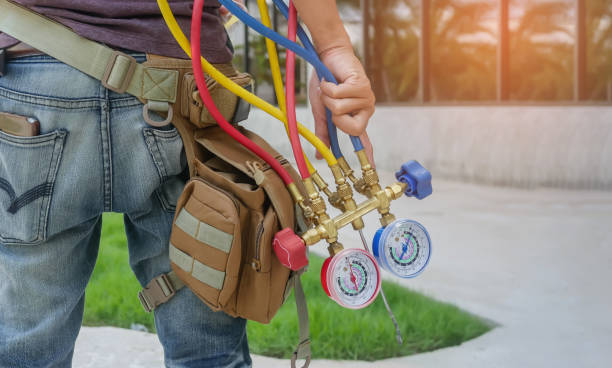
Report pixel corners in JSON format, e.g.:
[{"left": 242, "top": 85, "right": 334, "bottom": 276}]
[
  {"left": 224, "top": 16, "right": 239, "bottom": 29},
  {"left": 157, "top": 0, "right": 336, "bottom": 166}
]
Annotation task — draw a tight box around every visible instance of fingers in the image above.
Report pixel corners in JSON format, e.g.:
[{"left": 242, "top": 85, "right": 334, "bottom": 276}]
[
  {"left": 320, "top": 94, "right": 372, "bottom": 117},
  {"left": 320, "top": 79, "right": 373, "bottom": 100},
  {"left": 328, "top": 107, "right": 374, "bottom": 137},
  {"left": 319, "top": 79, "right": 375, "bottom": 136}
]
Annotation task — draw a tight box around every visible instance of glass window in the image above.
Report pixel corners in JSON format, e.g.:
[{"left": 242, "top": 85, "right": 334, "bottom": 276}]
[
  {"left": 364, "top": 0, "right": 421, "bottom": 103},
  {"left": 587, "top": 0, "right": 612, "bottom": 101},
  {"left": 509, "top": 0, "right": 575, "bottom": 101},
  {"left": 430, "top": 0, "right": 498, "bottom": 101},
  {"left": 228, "top": 0, "right": 611, "bottom": 104}
]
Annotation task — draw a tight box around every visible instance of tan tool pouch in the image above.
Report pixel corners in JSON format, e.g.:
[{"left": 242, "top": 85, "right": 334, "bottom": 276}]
[
  {"left": 137, "top": 55, "right": 308, "bottom": 324},
  {"left": 169, "top": 126, "right": 302, "bottom": 323}
]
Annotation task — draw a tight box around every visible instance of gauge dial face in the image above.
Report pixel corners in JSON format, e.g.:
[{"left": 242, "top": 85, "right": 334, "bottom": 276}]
[
  {"left": 325, "top": 248, "right": 380, "bottom": 309},
  {"left": 379, "top": 219, "right": 431, "bottom": 278}
]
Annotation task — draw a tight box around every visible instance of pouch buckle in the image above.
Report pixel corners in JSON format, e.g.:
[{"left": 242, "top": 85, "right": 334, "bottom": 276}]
[
  {"left": 138, "top": 273, "right": 176, "bottom": 313},
  {"left": 101, "top": 50, "right": 137, "bottom": 94}
]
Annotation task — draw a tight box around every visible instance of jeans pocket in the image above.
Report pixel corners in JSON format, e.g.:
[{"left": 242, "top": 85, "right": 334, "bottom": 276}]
[
  {"left": 143, "top": 126, "right": 187, "bottom": 212},
  {"left": 0, "top": 129, "right": 67, "bottom": 245}
]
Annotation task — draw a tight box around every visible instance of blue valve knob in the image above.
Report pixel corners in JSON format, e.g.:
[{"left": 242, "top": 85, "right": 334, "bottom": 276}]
[{"left": 395, "top": 161, "right": 432, "bottom": 200}]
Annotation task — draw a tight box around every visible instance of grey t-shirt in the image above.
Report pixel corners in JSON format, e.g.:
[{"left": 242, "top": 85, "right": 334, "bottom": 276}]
[{"left": 0, "top": 0, "right": 233, "bottom": 62}]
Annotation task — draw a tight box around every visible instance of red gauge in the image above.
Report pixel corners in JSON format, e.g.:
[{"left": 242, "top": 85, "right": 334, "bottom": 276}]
[{"left": 321, "top": 248, "right": 381, "bottom": 309}]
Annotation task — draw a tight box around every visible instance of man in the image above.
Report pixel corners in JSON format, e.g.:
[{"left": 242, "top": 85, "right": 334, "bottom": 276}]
[{"left": 0, "top": 0, "right": 375, "bottom": 366}]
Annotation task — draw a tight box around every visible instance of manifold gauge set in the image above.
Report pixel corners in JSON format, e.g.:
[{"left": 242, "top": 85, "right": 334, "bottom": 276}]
[{"left": 159, "top": 0, "right": 434, "bottom": 345}]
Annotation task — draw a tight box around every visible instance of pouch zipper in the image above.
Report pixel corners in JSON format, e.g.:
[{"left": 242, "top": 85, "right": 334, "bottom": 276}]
[
  {"left": 246, "top": 161, "right": 266, "bottom": 272},
  {"left": 252, "top": 222, "right": 265, "bottom": 271}
]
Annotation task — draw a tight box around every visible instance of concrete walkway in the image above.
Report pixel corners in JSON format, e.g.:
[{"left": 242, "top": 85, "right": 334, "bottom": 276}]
[{"left": 73, "top": 176, "right": 612, "bottom": 367}]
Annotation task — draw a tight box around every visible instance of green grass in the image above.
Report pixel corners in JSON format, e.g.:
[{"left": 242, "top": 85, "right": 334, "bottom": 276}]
[
  {"left": 84, "top": 213, "right": 491, "bottom": 361},
  {"left": 83, "top": 214, "right": 155, "bottom": 331}
]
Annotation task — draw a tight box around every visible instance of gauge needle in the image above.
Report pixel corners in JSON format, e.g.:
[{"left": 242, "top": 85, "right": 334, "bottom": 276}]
[
  {"left": 347, "top": 259, "right": 359, "bottom": 292},
  {"left": 400, "top": 235, "right": 412, "bottom": 260},
  {"left": 400, "top": 243, "right": 408, "bottom": 260}
]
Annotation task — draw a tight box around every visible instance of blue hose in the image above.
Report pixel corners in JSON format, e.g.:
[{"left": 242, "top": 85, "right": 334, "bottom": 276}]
[
  {"left": 271, "top": 0, "right": 343, "bottom": 159},
  {"left": 220, "top": 0, "right": 365, "bottom": 155}
]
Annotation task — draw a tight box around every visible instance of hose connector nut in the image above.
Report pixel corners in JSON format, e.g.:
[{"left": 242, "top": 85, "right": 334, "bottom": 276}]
[
  {"left": 354, "top": 178, "right": 368, "bottom": 195},
  {"left": 310, "top": 196, "right": 327, "bottom": 215},
  {"left": 328, "top": 192, "right": 344, "bottom": 210},
  {"left": 363, "top": 170, "right": 379, "bottom": 186}
]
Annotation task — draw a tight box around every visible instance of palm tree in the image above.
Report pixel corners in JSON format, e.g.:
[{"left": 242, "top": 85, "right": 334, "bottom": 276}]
[
  {"left": 368, "top": 0, "right": 420, "bottom": 102},
  {"left": 430, "top": 0, "right": 497, "bottom": 101},
  {"left": 509, "top": 0, "right": 574, "bottom": 101}
]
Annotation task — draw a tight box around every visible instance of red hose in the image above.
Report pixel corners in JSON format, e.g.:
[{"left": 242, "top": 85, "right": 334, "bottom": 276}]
[
  {"left": 285, "top": 1, "right": 310, "bottom": 179},
  {"left": 191, "top": 0, "right": 294, "bottom": 185}
]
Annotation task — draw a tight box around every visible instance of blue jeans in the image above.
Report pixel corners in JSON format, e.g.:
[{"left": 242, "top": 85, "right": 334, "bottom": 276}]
[{"left": 0, "top": 54, "right": 251, "bottom": 368}]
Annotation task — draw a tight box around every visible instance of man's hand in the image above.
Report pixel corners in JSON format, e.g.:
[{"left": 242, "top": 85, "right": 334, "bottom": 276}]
[{"left": 309, "top": 45, "right": 376, "bottom": 164}]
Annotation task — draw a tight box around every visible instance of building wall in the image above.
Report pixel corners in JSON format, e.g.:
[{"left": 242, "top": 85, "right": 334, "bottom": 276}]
[{"left": 245, "top": 105, "right": 612, "bottom": 190}]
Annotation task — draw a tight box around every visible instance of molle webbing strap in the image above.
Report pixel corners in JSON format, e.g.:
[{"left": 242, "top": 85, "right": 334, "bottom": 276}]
[
  {"left": 170, "top": 243, "right": 226, "bottom": 290},
  {"left": 0, "top": 0, "right": 178, "bottom": 104},
  {"left": 175, "top": 209, "right": 233, "bottom": 253}
]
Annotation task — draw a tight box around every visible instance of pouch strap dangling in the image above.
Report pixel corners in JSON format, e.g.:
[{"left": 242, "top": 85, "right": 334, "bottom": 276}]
[{"left": 291, "top": 270, "right": 311, "bottom": 368}]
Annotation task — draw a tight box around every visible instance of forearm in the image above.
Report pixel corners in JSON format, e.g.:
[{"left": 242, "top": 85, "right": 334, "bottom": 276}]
[{"left": 292, "top": 0, "right": 351, "bottom": 55}]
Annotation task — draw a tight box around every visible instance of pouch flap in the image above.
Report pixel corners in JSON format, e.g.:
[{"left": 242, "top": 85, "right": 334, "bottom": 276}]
[
  {"left": 194, "top": 158, "right": 266, "bottom": 211},
  {"left": 195, "top": 126, "right": 297, "bottom": 230}
]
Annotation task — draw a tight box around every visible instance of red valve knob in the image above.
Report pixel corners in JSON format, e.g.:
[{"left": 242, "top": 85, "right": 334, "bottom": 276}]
[{"left": 273, "top": 228, "right": 308, "bottom": 271}]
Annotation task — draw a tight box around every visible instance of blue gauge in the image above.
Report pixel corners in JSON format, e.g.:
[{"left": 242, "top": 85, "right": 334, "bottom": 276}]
[{"left": 373, "top": 219, "right": 431, "bottom": 278}]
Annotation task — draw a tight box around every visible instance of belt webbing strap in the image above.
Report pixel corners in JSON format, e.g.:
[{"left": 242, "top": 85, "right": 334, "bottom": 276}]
[{"left": 0, "top": 0, "right": 178, "bottom": 104}]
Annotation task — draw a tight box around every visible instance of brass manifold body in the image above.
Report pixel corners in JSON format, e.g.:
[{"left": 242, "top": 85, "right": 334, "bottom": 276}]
[{"left": 288, "top": 151, "right": 408, "bottom": 257}]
